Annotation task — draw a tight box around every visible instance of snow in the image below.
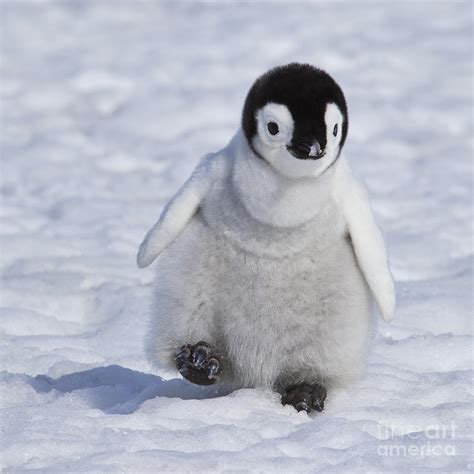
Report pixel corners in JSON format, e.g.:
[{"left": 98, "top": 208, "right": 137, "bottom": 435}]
[{"left": 1, "top": 0, "right": 472, "bottom": 472}]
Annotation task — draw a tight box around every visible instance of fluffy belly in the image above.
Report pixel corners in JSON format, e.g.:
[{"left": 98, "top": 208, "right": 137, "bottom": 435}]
[{"left": 214, "top": 234, "right": 371, "bottom": 388}]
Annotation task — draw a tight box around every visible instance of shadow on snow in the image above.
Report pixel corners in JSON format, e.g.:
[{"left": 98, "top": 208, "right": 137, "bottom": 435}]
[{"left": 23, "top": 365, "right": 232, "bottom": 414}]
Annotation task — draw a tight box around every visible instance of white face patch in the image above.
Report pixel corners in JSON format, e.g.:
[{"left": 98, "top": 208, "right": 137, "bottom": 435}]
[
  {"left": 252, "top": 101, "right": 344, "bottom": 179},
  {"left": 254, "top": 102, "right": 294, "bottom": 150},
  {"left": 324, "top": 102, "right": 343, "bottom": 153}
]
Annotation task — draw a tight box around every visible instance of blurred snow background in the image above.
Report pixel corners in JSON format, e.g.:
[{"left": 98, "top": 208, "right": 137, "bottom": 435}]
[{"left": 1, "top": 0, "right": 472, "bottom": 472}]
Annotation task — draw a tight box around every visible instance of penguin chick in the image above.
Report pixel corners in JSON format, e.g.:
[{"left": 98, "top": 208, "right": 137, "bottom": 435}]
[{"left": 137, "top": 63, "right": 395, "bottom": 413}]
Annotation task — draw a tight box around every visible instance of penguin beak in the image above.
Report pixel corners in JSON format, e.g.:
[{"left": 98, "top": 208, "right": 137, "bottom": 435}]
[{"left": 287, "top": 140, "right": 326, "bottom": 160}]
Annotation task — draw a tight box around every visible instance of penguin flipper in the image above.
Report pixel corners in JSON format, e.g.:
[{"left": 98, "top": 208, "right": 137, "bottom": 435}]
[
  {"left": 336, "top": 162, "right": 396, "bottom": 322},
  {"left": 137, "top": 152, "right": 227, "bottom": 268}
]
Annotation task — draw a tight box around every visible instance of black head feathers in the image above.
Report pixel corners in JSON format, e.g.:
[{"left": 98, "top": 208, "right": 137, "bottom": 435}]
[{"left": 242, "top": 63, "right": 348, "bottom": 150}]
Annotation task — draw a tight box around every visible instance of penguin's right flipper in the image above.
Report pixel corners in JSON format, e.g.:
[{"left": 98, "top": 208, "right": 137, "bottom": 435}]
[{"left": 137, "top": 152, "right": 230, "bottom": 268}]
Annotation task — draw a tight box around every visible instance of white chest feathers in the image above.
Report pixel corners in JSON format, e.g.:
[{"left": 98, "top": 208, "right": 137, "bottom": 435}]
[
  {"left": 200, "top": 133, "right": 346, "bottom": 258},
  {"left": 231, "top": 132, "right": 337, "bottom": 228}
]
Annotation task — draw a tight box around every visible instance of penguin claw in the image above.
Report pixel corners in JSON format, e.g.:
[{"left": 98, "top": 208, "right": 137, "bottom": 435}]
[
  {"left": 192, "top": 342, "right": 211, "bottom": 369},
  {"left": 176, "top": 345, "right": 192, "bottom": 364},
  {"left": 281, "top": 382, "right": 327, "bottom": 414},
  {"left": 175, "top": 341, "right": 221, "bottom": 385},
  {"left": 206, "top": 357, "right": 220, "bottom": 379},
  {"left": 295, "top": 401, "right": 311, "bottom": 413},
  {"left": 312, "top": 400, "right": 324, "bottom": 412}
]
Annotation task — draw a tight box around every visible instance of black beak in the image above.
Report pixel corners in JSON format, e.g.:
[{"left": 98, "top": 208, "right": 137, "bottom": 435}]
[{"left": 287, "top": 140, "right": 326, "bottom": 160}]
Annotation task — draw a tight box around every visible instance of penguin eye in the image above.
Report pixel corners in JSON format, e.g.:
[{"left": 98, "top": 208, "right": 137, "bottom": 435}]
[
  {"left": 333, "top": 123, "right": 338, "bottom": 137},
  {"left": 267, "top": 122, "right": 279, "bottom": 135}
]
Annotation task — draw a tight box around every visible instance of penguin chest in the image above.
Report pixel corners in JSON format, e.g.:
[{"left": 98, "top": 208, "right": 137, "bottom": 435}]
[
  {"left": 215, "top": 228, "right": 360, "bottom": 328},
  {"left": 199, "top": 179, "right": 371, "bottom": 384},
  {"left": 201, "top": 179, "right": 357, "bottom": 317},
  {"left": 212, "top": 228, "right": 369, "bottom": 387}
]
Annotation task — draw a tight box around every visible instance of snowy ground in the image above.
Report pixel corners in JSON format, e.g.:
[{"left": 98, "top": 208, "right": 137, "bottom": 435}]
[{"left": 1, "top": 1, "right": 473, "bottom": 472}]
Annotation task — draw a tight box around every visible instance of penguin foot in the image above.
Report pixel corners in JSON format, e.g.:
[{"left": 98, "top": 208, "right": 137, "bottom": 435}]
[
  {"left": 175, "top": 341, "right": 221, "bottom": 385},
  {"left": 281, "top": 383, "right": 327, "bottom": 413}
]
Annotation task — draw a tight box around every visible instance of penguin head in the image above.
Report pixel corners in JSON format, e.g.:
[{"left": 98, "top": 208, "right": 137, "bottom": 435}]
[{"left": 242, "top": 63, "right": 348, "bottom": 179}]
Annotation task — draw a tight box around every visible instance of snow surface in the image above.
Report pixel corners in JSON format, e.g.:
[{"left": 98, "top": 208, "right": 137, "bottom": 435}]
[{"left": 1, "top": 1, "right": 473, "bottom": 472}]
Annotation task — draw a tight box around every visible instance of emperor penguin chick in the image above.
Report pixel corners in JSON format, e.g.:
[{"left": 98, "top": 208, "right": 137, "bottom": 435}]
[{"left": 137, "top": 63, "right": 396, "bottom": 413}]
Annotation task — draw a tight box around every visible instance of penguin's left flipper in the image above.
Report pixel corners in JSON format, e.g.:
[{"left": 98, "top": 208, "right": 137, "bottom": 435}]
[
  {"left": 336, "top": 161, "right": 396, "bottom": 322},
  {"left": 175, "top": 342, "right": 221, "bottom": 386},
  {"left": 281, "top": 383, "right": 327, "bottom": 413}
]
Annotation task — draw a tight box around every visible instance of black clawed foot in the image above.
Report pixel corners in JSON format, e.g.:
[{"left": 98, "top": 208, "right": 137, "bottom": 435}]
[
  {"left": 175, "top": 341, "right": 221, "bottom": 385},
  {"left": 206, "top": 357, "right": 220, "bottom": 380},
  {"left": 281, "top": 383, "right": 327, "bottom": 414}
]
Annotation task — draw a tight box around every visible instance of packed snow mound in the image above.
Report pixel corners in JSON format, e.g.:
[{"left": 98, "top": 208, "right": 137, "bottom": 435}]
[{"left": 1, "top": 1, "right": 472, "bottom": 472}]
